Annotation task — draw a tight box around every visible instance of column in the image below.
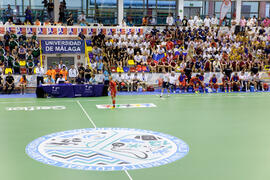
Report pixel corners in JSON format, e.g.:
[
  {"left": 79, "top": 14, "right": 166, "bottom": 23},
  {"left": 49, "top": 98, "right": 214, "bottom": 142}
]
[
  {"left": 259, "top": 2, "right": 266, "bottom": 18},
  {"left": 54, "top": 0, "right": 60, "bottom": 22},
  {"left": 208, "top": 1, "right": 214, "bottom": 16},
  {"left": 176, "top": 0, "right": 184, "bottom": 19},
  {"left": 236, "top": 0, "right": 242, "bottom": 21},
  {"left": 117, "top": 0, "right": 124, "bottom": 25}
]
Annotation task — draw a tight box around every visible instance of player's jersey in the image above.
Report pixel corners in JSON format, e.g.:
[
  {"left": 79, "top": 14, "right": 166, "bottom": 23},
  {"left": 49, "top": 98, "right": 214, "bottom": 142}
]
[
  {"left": 109, "top": 80, "right": 117, "bottom": 92},
  {"left": 222, "top": 76, "right": 230, "bottom": 83},
  {"left": 210, "top": 77, "right": 217, "bottom": 84},
  {"left": 179, "top": 74, "right": 186, "bottom": 82},
  {"left": 231, "top": 75, "right": 239, "bottom": 82},
  {"left": 190, "top": 77, "right": 200, "bottom": 85},
  {"left": 162, "top": 73, "right": 169, "bottom": 82},
  {"left": 199, "top": 75, "right": 204, "bottom": 82},
  {"left": 169, "top": 75, "right": 177, "bottom": 84}
]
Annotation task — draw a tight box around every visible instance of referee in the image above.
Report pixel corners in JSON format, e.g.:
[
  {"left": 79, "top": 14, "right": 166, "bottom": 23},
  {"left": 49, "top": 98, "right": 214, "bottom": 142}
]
[{"left": 36, "top": 63, "right": 44, "bottom": 86}]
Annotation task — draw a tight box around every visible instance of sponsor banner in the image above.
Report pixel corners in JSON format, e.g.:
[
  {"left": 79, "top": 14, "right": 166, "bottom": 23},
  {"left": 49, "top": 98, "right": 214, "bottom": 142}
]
[
  {"left": 96, "top": 103, "right": 157, "bottom": 109},
  {"left": 220, "top": 0, "right": 232, "bottom": 24},
  {"left": 0, "top": 26, "right": 144, "bottom": 36},
  {"left": 6, "top": 106, "right": 66, "bottom": 111},
  {"left": 41, "top": 40, "right": 85, "bottom": 54}
]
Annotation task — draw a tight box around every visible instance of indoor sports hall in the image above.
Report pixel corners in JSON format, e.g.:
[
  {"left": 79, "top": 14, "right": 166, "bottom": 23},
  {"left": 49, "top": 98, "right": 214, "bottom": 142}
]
[{"left": 1, "top": 0, "right": 270, "bottom": 180}]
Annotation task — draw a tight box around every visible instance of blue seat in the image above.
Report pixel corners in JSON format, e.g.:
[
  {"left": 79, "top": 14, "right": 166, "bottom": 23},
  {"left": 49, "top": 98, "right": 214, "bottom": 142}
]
[{"left": 123, "top": 67, "right": 130, "bottom": 73}]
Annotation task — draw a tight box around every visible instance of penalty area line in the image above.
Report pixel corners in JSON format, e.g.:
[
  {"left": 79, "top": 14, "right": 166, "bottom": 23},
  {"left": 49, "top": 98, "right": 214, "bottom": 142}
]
[{"left": 76, "top": 100, "right": 97, "bottom": 129}]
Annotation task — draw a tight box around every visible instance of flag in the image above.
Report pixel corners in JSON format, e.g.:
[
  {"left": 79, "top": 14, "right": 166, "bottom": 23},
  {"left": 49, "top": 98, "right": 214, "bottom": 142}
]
[
  {"left": 68, "top": 28, "right": 77, "bottom": 35},
  {"left": 47, "top": 27, "right": 57, "bottom": 35},
  {"left": 26, "top": 27, "right": 33, "bottom": 34},
  {"left": 120, "top": 28, "right": 126, "bottom": 35},
  {"left": 16, "top": 27, "right": 22, "bottom": 34},
  {"left": 138, "top": 28, "right": 144, "bottom": 35},
  {"left": 220, "top": 0, "right": 232, "bottom": 25},
  {"left": 57, "top": 27, "right": 67, "bottom": 35}
]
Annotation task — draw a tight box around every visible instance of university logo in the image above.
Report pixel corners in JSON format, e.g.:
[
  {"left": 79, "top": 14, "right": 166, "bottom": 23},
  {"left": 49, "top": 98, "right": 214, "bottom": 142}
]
[{"left": 26, "top": 128, "right": 189, "bottom": 171}]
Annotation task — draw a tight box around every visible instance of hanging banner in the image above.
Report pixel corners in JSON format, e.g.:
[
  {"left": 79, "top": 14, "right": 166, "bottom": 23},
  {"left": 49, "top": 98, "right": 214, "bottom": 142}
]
[{"left": 41, "top": 40, "right": 85, "bottom": 54}]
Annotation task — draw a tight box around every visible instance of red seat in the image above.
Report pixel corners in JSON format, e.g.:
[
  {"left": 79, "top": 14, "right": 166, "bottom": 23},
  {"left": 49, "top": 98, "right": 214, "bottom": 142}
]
[
  {"left": 129, "top": 67, "right": 135, "bottom": 72},
  {"left": 20, "top": 67, "right": 27, "bottom": 74},
  {"left": 111, "top": 67, "right": 117, "bottom": 73}
]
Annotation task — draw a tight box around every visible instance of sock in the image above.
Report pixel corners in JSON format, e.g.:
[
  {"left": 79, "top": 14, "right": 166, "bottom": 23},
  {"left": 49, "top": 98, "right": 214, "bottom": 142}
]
[{"left": 113, "top": 100, "right": 115, "bottom": 105}]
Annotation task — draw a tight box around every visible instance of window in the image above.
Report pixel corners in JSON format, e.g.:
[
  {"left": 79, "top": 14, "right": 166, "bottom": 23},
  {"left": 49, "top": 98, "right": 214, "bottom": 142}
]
[{"left": 241, "top": 2, "right": 259, "bottom": 18}]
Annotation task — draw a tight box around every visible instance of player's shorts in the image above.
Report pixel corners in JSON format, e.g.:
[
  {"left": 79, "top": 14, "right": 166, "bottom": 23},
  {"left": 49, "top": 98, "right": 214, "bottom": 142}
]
[
  {"left": 169, "top": 83, "right": 176, "bottom": 89},
  {"left": 179, "top": 81, "right": 186, "bottom": 87},
  {"left": 111, "top": 90, "right": 116, "bottom": 97},
  {"left": 162, "top": 82, "right": 169, "bottom": 88}
]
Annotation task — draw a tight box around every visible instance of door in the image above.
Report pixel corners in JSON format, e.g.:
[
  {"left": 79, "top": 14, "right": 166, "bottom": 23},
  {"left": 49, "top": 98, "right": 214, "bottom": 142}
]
[
  {"left": 184, "top": 7, "right": 200, "bottom": 18},
  {"left": 47, "top": 57, "right": 75, "bottom": 69}
]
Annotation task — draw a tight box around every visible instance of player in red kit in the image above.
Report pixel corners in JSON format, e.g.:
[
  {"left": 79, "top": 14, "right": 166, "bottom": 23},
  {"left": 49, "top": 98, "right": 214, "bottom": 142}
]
[{"left": 109, "top": 76, "right": 117, "bottom": 108}]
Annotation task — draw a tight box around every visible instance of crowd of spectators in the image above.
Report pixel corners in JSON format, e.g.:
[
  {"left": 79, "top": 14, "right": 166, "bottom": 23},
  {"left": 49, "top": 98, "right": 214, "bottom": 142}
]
[{"left": 1, "top": 6, "right": 270, "bottom": 94}]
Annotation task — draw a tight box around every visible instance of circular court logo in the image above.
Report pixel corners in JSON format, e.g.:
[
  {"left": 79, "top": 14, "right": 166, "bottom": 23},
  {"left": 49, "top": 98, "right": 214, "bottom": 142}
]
[{"left": 26, "top": 128, "right": 189, "bottom": 171}]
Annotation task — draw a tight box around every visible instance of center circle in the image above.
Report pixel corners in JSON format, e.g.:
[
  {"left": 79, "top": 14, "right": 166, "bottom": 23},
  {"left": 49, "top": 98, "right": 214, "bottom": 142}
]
[{"left": 26, "top": 128, "right": 189, "bottom": 171}]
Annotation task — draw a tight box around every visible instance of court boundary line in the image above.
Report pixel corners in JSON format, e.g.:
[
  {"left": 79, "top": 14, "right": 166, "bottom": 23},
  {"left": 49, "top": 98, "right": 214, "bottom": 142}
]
[
  {"left": 76, "top": 100, "right": 134, "bottom": 180},
  {"left": 76, "top": 100, "right": 97, "bottom": 129}
]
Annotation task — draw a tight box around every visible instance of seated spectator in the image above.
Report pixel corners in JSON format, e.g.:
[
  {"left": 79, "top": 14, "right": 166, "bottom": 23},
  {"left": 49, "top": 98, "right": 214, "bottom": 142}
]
[
  {"left": 13, "top": 59, "right": 20, "bottom": 74},
  {"left": 19, "top": 75, "right": 27, "bottom": 95},
  {"left": 0, "top": 74, "right": 3, "bottom": 93},
  {"left": 56, "top": 74, "right": 66, "bottom": 84},
  {"left": 4, "top": 72, "right": 14, "bottom": 94},
  {"left": 43, "top": 19, "right": 51, "bottom": 26},
  {"left": 34, "top": 18, "right": 41, "bottom": 26},
  {"left": 26, "top": 59, "right": 35, "bottom": 75},
  {"left": 78, "top": 11, "right": 86, "bottom": 24},
  {"left": 89, "top": 74, "right": 97, "bottom": 84},
  {"left": 44, "top": 75, "right": 55, "bottom": 84}
]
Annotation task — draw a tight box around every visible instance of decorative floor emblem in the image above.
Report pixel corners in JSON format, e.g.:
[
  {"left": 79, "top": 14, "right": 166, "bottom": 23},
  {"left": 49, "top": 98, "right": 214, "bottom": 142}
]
[{"left": 26, "top": 128, "right": 189, "bottom": 171}]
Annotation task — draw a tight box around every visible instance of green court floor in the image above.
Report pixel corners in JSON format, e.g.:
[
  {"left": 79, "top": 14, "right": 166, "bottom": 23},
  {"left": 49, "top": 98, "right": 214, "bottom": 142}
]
[{"left": 1, "top": 93, "right": 270, "bottom": 180}]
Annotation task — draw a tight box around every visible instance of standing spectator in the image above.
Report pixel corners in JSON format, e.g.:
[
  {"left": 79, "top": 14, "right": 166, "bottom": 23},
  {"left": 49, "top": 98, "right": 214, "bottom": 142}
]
[
  {"left": 36, "top": 63, "right": 44, "bottom": 86},
  {"left": 68, "top": 65, "right": 78, "bottom": 84},
  {"left": 47, "top": 0, "right": 54, "bottom": 21},
  {"left": 182, "top": 16, "right": 188, "bottom": 26},
  {"left": 4, "top": 4, "right": 13, "bottom": 22},
  {"left": 204, "top": 15, "right": 211, "bottom": 27},
  {"left": 67, "top": 13, "right": 74, "bottom": 26},
  {"left": 19, "top": 75, "right": 27, "bottom": 95},
  {"left": 120, "top": 19, "right": 126, "bottom": 27},
  {"left": 4, "top": 72, "right": 14, "bottom": 94},
  {"left": 84, "top": 65, "right": 92, "bottom": 82},
  {"left": 60, "top": 66, "right": 68, "bottom": 80},
  {"left": 175, "top": 16, "right": 181, "bottom": 27},
  {"left": 166, "top": 13, "right": 174, "bottom": 26},
  {"left": 149, "top": 16, "right": 156, "bottom": 25},
  {"left": 59, "top": 1, "right": 66, "bottom": 23},
  {"left": 211, "top": 14, "right": 218, "bottom": 27},
  {"left": 78, "top": 11, "right": 86, "bottom": 24},
  {"left": 188, "top": 16, "right": 195, "bottom": 27},
  {"left": 239, "top": 16, "right": 246, "bottom": 32},
  {"left": 58, "top": 60, "right": 65, "bottom": 69},
  {"left": 25, "top": 6, "right": 32, "bottom": 24}
]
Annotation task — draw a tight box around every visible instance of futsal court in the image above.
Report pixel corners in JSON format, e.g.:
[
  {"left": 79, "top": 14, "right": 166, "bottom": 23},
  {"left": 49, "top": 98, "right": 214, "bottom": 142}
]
[{"left": 1, "top": 92, "right": 270, "bottom": 180}]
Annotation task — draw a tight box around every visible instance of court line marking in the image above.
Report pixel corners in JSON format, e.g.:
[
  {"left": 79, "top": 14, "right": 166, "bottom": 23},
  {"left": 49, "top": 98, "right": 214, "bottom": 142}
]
[
  {"left": 125, "top": 170, "right": 133, "bottom": 180},
  {"left": 0, "top": 93, "right": 270, "bottom": 104},
  {"left": 76, "top": 100, "right": 134, "bottom": 180},
  {"left": 76, "top": 100, "right": 97, "bottom": 129}
]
